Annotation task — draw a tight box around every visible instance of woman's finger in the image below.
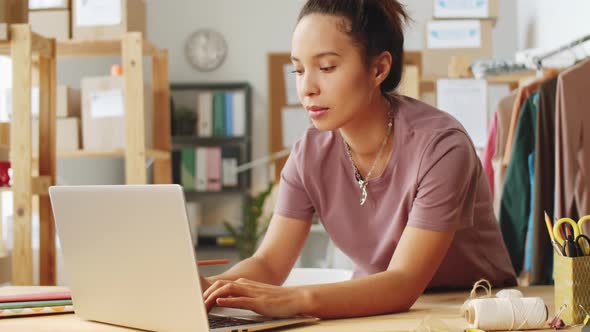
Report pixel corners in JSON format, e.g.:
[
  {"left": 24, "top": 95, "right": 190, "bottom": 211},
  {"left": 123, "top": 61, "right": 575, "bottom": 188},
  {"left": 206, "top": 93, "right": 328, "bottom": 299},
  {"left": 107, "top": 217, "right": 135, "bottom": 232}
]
[
  {"left": 202, "top": 279, "right": 230, "bottom": 299},
  {"left": 204, "top": 282, "right": 255, "bottom": 310},
  {"left": 216, "top": 296, "right": 260, "bottom": 312}
]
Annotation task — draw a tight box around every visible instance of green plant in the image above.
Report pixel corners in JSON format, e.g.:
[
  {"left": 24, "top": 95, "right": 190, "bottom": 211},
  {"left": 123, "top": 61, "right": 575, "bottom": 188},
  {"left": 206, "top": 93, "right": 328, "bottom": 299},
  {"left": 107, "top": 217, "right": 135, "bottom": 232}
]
[{"left": 224, "top": 183, "right": 274, "bottom": 259}]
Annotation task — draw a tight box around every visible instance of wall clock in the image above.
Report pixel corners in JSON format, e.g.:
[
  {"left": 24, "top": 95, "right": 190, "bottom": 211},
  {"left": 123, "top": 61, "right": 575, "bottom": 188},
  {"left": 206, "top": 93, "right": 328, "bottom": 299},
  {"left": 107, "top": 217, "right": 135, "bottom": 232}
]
[{"left": 185, "top": 29, "right": 228, "bottom": 72}]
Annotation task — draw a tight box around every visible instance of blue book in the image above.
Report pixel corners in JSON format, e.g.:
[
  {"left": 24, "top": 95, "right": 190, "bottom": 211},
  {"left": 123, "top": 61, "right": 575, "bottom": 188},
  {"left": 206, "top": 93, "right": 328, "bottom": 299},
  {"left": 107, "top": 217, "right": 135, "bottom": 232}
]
[{"left": 224, "top": 91, "right": 234, "bottom": 136}]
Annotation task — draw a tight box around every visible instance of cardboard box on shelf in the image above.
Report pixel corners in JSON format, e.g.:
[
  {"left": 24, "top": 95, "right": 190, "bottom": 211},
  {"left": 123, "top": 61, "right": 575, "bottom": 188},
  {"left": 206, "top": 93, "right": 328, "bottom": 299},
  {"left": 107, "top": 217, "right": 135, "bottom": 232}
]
[
  {"left": 72, "top": 0, "right": 145, "bottom": 40},
  {"left": 29, "top": 0, "right": 68, "bottom": 10},
  {"left": 30, "top": 9, "right": 70, "bottom": 41},
  {"left": 81, "top": 75, "right": 153, "bottom": 150},
  {"left": 422, "top": 19, "right": 493, "bottom": 77},
  {"left": 32, "top": 117, "right": 81, "bottom": 155},
  {"left": 433, "top": 0, "right": 499, "bottom": 19},
  {"left": 0, "top": 0, "right": 28, "bottom": 23}
]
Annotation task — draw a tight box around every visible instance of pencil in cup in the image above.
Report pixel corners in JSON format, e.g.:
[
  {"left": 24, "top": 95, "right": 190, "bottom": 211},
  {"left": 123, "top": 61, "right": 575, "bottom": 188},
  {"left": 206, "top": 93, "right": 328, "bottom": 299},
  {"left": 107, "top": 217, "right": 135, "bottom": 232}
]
[{"left": 545, "top": 211, "right": 565, "bottom": 256}]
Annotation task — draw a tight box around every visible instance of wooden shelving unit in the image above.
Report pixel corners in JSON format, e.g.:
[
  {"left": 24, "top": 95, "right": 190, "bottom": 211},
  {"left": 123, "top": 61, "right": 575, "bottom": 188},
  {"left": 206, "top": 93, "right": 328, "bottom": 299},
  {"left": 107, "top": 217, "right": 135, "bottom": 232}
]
[
  {"left": 0, "top": 26, "right": 172, "bottom": 286},
  {"left": 0, "top": 24, "right": 57, "bottom": 286}
]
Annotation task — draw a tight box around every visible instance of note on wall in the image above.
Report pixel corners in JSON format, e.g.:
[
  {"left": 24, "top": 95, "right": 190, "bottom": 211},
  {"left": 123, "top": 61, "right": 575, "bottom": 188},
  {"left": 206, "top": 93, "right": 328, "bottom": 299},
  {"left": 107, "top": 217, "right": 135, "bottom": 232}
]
[
  {"left": 434, "top": 0, "right": 489, "bottom": 18},
  {"left": 283, "top": 64, "right": 300, "bottom": 105},
  {"left": 427, "top": 20, "right": 482, "bottom": 49},
  {"left": 90, "top": 89, "right": 124, "bottom": 118},
  {"left": 282, "top": 107, "right": 309, "bottom": 148},
  {"left": 436, "top": 79, "right": 488, "bottom": 148},
  {"left": 75, "top": 0, "right": 122, "bottom": 27}
]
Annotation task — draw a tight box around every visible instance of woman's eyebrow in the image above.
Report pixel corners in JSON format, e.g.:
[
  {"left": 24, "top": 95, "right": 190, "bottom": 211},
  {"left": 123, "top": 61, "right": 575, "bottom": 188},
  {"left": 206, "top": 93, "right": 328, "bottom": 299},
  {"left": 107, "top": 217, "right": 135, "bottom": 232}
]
[{"left": 291, "top": 52, "right": 342, "bottom": 62}]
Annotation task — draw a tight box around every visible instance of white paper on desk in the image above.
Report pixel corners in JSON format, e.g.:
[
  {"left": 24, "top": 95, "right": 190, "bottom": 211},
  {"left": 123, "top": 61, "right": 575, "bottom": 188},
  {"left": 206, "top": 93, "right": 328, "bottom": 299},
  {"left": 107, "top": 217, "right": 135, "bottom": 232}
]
[
  {"left": 436, "top": 79, "right": 488, "bottom": 149},
  {"left": 434, "top": 0, "right": 488, "bottom": 18},
  {"left": 75, "top": 0, "right": 122, "bottom": 27},
  {"left": 282, "top": 107, "right": 310, "bottom": 148},
  {"left": 427, "top": 20, "right": 481, "bottom": 49},
  {"left": 283, "top": 64, "right": 300, "bottom": 105},
  {"left": 90, "top": 89, "right": 124, "bottom": 118}
]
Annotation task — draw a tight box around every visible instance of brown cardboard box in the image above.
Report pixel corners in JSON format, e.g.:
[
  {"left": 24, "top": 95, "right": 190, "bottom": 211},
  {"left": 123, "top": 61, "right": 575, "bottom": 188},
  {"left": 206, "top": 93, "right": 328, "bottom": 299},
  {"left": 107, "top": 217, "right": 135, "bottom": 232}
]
[
  {"left": 81, "top": 75, "right": 153, "bottom": 150},
  {"left": 29, "top": 0, "right": 68, "bottom": 10},
  {"left": 32, "top": 117, "right": 81, "bottom": 156},
  {"left": 0, "top": 0, "right": 28, "bottom": 23},
  {"left": 422, "top": 20, "right": 493, "bottom": 77},
  {"left": 72, "top": 0, "right": 145, "bottom": 40},
  {"left": 433, "top": 0, "right": 499, "bottom": 19},
  {"left": 30, "top": 9, "right": 70, "bottom": 41},
  {"left": 57, "top": 85, "right": 80, "bottom": 117}
]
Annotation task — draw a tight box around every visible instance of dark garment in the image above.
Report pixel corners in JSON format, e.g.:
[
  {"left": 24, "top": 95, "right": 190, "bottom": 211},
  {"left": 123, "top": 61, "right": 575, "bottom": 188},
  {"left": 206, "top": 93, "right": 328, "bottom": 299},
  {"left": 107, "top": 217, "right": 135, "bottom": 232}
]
[
  {"left": 530, "top": 77, "right": 558, "bottom": 285},
  {"left": 499, "top": 93, "right": 539, "bottom": 275}
]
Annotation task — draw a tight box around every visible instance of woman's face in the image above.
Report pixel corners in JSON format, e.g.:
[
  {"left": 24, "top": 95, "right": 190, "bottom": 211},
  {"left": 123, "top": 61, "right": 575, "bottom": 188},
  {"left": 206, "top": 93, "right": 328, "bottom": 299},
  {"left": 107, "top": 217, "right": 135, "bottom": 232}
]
[{"left": 291, "top": 14, "right": 379, "bottom": 131}]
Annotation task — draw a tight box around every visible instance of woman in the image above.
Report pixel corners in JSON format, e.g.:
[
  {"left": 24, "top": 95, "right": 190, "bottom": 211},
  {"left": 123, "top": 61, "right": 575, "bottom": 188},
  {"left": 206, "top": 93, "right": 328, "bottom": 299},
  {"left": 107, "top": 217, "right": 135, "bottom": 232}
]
[{"left": 202, "top": 0, "right": 516, "bottom": 319}]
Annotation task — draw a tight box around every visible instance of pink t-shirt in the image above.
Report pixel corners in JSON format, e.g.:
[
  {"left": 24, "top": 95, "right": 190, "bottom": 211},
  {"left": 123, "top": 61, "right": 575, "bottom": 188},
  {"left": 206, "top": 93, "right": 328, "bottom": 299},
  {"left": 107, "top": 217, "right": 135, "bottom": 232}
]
[{"left": 275, "top": 96, "right": 516, "bottom": 289}]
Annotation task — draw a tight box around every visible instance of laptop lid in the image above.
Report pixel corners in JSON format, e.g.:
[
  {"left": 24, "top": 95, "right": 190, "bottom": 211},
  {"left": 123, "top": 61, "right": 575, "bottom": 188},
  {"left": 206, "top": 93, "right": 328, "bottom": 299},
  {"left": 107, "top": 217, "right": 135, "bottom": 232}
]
[{"left": 50, "top": 184, "right": 317, "bottom": 332}]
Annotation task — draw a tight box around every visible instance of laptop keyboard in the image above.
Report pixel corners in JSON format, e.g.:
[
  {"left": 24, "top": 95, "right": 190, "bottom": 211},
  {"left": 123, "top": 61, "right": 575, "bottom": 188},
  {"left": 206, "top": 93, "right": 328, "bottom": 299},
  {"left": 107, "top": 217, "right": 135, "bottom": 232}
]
[{"left": 208, "top": 314, "right": 256, "bottom": 329}]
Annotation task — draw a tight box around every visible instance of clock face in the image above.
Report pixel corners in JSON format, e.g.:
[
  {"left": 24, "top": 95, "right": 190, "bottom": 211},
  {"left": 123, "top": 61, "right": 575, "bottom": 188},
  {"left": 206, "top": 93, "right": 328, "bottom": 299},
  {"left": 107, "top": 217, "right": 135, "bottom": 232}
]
[{"left": 185, "top": 29, "right": 228, "bottom": 72}]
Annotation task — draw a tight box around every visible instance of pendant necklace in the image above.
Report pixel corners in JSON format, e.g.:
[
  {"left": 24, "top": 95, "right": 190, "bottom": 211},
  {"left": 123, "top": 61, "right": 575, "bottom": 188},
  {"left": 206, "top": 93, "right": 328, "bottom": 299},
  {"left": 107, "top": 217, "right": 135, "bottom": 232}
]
[{"left": 343, "top": 111, "right": 393, "bottom": 205}]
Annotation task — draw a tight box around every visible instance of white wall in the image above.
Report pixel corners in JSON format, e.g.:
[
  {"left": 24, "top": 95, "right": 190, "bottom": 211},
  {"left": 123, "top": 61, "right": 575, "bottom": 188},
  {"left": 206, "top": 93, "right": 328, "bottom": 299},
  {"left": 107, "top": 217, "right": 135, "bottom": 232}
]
[{"left": 517, "top": 0, "right": 590, "bottom": 51}]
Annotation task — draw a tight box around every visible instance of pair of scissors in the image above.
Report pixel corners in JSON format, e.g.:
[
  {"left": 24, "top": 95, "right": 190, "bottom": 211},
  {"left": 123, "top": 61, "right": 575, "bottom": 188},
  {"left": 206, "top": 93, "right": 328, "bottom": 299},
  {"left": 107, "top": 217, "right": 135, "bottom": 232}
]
[{"left": 553, "top": 216, "right": 590, "bottom": 257}]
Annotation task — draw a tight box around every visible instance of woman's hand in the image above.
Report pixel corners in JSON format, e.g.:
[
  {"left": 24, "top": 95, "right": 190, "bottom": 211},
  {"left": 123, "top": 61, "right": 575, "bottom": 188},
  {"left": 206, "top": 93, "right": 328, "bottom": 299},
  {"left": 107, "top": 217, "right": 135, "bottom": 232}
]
[
  {"left": 203, "top": 278, "right": 312, "bottom": 318},
  {"left": 200, "top": 275, "right": 212, "bottom": 293}
]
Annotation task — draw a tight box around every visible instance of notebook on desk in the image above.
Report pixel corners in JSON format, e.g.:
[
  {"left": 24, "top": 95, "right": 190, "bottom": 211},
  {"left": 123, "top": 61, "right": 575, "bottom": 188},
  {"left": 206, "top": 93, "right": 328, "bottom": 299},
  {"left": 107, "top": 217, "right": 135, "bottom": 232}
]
[{"left": 49, "top": 185, "right": 317, "bottom": 332}]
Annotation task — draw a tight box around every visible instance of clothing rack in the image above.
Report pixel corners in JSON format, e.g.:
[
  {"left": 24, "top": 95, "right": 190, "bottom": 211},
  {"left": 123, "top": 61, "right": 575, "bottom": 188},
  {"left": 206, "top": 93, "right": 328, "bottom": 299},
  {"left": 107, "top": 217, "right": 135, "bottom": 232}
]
[{"left": 532, "top": 34, "right": 590, "bottom": 71}]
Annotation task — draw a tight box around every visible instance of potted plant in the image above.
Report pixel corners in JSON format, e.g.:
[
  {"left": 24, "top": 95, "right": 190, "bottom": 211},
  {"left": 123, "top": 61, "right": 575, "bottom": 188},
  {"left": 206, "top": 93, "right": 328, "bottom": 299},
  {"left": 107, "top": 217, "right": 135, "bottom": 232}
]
[
  {"left": 224, "top": 183, "right": 274, "bottom": 259},
  {"left": 173, "top": 106, "right": 197, "bottom": 136}
]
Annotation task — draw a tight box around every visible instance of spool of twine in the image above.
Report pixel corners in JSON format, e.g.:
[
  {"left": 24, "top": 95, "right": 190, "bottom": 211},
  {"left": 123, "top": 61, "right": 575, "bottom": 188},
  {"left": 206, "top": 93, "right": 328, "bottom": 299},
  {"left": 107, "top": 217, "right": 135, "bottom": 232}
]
[{"left": 464, "top": 297, "right": 547, "bottom": 330}]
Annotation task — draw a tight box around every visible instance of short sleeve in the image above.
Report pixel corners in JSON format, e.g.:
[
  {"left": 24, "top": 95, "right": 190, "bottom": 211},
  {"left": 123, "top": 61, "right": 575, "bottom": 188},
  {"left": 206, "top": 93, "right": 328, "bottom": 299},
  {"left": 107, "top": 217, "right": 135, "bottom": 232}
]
[
  {"left": 274, "top": 140, "right": 315, "bottom": 221},
  {"left": 408, "top": 130, "right": 479, "bottom": 231}
]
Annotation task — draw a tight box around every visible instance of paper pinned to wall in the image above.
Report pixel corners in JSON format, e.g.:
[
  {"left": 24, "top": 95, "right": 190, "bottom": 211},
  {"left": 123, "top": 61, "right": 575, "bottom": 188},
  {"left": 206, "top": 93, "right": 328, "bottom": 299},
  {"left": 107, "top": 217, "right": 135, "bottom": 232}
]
[
  {"left": 436, "top": 79, "right": 488, "bottom": 149},
  {"left": 427, "top": 20, "right": 482, "bottom": 49},
  {"left": 90, "top": 89, "right": 124, "bottom": 118},
  {"left": 283, "top": 63, "right": 300, "bottom": 105},
  {"left": 75, "top": 0, "right": 122, "bottom": 27},
  {"left": 434, "top": 0, "right": 489, "bottom": 18},
  {"left": 282, "top": 107, "right": 309, "bottom": 148}
]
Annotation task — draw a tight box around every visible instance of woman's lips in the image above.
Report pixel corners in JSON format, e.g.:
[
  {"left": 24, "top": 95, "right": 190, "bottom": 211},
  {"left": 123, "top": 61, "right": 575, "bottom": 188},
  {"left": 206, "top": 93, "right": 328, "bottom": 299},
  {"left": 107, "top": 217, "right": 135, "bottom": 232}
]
[{"left": 307, "top": 106, "right": 329, "bottom": 119}]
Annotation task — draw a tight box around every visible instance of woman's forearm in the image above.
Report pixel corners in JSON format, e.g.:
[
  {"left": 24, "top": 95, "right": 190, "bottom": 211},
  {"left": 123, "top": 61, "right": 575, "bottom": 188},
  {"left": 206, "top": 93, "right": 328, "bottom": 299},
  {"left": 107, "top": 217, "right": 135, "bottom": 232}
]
[
  {"left": 207, "top": 254, "right": 285, "bottom": 286},
  {"left": 298, "top": 269, "right": 421, "bottom": 319}
]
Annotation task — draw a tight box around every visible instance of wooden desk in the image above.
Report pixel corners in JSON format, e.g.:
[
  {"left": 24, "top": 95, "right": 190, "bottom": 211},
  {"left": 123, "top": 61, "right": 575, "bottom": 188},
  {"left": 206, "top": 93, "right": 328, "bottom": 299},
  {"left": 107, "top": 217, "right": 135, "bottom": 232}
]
[{"left": 0, "top": 286, "right": 577, "bottom": 331}]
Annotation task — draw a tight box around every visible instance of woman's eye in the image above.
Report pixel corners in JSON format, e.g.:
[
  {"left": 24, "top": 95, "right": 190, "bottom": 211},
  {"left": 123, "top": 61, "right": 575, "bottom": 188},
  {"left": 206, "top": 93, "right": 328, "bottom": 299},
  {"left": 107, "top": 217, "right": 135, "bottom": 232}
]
[
  {"left": 320, "top": 66, "right": 336, "bottom": 72},
  {"left": 291, "top": 69, "right": 303, "bottom": 75}
]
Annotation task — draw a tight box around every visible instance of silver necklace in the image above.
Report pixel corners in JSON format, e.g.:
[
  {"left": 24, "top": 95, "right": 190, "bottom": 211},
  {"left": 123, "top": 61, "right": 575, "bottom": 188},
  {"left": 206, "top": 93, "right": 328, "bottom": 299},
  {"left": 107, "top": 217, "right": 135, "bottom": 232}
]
[{"left": 343, "top": 111, "right": 393, "bottom": 206}]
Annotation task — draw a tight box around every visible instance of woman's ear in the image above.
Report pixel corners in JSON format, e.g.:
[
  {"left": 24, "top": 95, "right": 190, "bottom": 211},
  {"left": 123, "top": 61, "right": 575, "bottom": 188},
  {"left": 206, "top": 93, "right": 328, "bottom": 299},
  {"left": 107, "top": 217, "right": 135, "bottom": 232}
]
[{"left": 372, "top": 51, "right": 393, "bottom": 87}]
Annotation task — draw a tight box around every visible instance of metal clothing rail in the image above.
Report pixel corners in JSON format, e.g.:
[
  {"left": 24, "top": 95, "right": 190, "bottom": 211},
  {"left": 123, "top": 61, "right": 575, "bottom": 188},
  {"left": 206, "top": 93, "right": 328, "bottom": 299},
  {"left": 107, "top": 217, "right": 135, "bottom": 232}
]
[{"left": 532, "top": 34, "right": 590, "bottom": 70}]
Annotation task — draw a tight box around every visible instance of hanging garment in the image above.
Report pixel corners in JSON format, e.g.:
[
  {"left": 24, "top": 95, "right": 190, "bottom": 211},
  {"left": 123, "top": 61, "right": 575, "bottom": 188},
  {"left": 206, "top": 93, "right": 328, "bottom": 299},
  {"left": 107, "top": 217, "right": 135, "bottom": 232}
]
[
  {"left": 530, "top": 77, "right": 558, "bottom": 285},
  {"left": 482, "top": 112, "right": 499, "bottom": 196},
  {"left": 555, "top": 59, "right": 590, "bottom": 230},
  {"left": 503, "top": 70, "right": 560, "bottom": 169},
  {"left": 492, "top": 92, "right": 517, "bottom": 217},
  {"left": 499, "top": 93, "right": 539, "bottom": 275}
]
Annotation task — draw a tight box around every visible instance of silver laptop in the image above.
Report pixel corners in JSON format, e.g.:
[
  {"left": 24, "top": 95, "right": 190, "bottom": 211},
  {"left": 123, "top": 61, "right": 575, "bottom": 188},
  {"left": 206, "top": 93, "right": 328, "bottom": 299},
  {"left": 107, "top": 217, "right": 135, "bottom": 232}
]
[{"left": 49, "top": 184, "right": 317, "bottom": 332}]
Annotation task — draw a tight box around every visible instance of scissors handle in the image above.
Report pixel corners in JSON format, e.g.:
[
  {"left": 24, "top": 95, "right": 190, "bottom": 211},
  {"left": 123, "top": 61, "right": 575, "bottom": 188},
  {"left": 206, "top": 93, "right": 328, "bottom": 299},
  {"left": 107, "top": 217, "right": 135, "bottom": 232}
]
[
  {"left": 554, "top": 218, "right": 581, "bottom": 246},
  {"left": 576, "top": 234, "right": 590, "bottom": 256},
  {"left": 564, "top": 235, "right": 580, "bottom": 257}
]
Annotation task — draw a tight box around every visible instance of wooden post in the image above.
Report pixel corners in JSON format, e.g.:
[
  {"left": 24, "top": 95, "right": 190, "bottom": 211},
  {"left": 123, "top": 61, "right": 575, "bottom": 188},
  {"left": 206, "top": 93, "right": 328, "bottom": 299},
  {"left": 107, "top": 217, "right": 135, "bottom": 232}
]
[
  {"left": 122, "top": 32, "right": 146, "bottom": 184},
  {"left": 37, "top": 38, "right": 57, "bottom": 285},
  {"left": 10, "top": 24, "right": 33, "bottom": 285},
  {"left": 152, "top": 49, "right": 171, "bottom": 184}
]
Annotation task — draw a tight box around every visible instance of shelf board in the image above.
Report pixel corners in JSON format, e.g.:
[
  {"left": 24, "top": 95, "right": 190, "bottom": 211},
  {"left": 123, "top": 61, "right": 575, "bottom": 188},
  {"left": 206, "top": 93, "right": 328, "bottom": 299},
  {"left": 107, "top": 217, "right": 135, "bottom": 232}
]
[
  {"left": 0, "top": 186, "right": 11, "bottom": 192},
  {"left": 56, "top": 38, "right": 160, "bottom": 57},
  {"left": 172, "top": 136, "right": 248, "bottom": 147},
  {"left": 421, "top": 71, "right": 536, "bottom": 85},
  {"left": 57, "top": 149, "right": 170, "bottom": 160}
]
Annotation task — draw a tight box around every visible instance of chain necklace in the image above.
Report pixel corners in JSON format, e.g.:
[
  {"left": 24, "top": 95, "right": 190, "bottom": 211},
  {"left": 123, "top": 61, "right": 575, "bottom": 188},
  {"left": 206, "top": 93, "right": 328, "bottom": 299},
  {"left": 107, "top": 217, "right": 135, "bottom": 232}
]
[{"left": 343, "top": 111, "right": 393, "bottom": 206}]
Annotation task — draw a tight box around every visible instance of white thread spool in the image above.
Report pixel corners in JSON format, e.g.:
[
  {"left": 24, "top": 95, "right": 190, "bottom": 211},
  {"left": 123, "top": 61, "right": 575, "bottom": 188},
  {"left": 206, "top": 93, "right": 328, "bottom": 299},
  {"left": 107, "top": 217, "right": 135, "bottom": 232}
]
[
  {"left": 464, "top": 297, "right": 547, "bottom": 330},
  {"left": 496, "top": 289, "right": 524, "bottom": 298}
]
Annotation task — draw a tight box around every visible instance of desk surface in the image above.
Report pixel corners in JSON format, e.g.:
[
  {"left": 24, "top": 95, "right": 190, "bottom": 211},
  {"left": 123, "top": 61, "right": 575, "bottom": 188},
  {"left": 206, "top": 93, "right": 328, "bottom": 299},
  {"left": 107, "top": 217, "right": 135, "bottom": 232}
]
[{"left": 0, "top": 285, "right": 575, "bottom": 331}]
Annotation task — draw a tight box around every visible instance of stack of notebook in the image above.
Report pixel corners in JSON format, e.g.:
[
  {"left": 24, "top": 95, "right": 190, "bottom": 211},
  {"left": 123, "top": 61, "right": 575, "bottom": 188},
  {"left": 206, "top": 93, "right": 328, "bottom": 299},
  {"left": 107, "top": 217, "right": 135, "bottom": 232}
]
[{"left": 0, "top": 291, "right": 73, "bottom": 317}]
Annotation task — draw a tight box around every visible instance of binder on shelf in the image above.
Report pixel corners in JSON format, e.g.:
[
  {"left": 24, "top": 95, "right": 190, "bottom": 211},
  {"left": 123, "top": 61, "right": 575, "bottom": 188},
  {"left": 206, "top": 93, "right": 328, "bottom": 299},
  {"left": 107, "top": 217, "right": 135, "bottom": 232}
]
[
  {"left": 212, "top": 91, "right": 225, "bottom": 137},
  {"left": 224, "top": 91, "right": 234, "bottom": 136},
  {"left": 195, "top": 147, "right": 208, "bottom": 191},
  {"left": 232, "top": 90, "right": 246, "bottom": 136},
  {"left": 222, "top": 146, "right": 240, "bottom": 188},
  {"left": 180, "top": 148, "right": 195, "bottom": 191},
  {"left": 207, "top": 147, "right": 222, "bottom": 192},
  {"left": 197, "top": 91, "right": 213, "bottom": 137}
]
